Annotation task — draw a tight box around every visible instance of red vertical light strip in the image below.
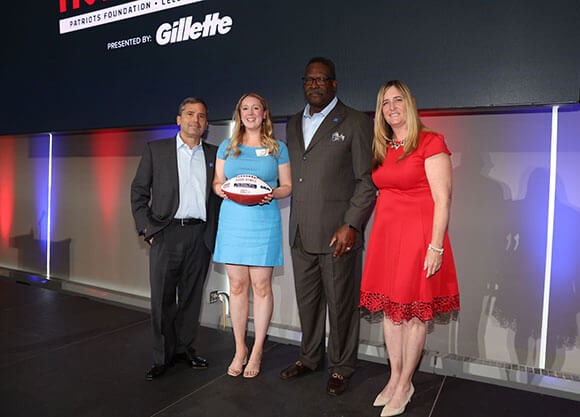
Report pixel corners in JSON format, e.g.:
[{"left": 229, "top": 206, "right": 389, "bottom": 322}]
[
  {"left": 0, "top": 136, "right": 15, "bottom": 248},
  {"left": 91, "top": 130, "right": 128, "bottom": 232}
]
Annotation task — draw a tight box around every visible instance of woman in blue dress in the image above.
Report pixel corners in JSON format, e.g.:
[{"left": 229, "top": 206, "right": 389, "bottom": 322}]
[{"left": 213, "top": 93, "right": 292, "bottom": 378}]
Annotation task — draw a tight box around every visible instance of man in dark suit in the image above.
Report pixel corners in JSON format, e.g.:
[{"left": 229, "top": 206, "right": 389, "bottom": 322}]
[
  {"left": 280, "top": 57, "right": 376, "bottom": 395},
  {"left": 131, "top": 97, "right": 221, "bottom": 380}
]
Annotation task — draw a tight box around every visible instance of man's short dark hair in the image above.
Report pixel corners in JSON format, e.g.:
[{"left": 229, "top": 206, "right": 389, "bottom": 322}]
[
  {"left": 178, "top": 97, "right": 207, "bottom": 116},
  {"left": 306, "top": 57, "right": 336, "bottom": 80}
]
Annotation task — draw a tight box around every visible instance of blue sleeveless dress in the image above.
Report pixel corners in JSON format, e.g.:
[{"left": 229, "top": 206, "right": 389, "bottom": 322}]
[{"left": 213, "top": 139, "right": 289, "bottom": 266}]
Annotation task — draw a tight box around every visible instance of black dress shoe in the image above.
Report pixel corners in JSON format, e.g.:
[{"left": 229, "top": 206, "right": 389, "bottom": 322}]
[
  {"left": 327, "top": 373, "right": 349, "bottom": 396},
  {"left": 174, "top": 349, "right": 209, "bottom": 369},
  {"left": 145, "top": 364, "right": 167, "bottom": 381},
  {"left": 279, "top": 360, "right": 313, "bottom": 380},
  {"left": 188, "top": 355, "right": 208, "bottom": 369}
]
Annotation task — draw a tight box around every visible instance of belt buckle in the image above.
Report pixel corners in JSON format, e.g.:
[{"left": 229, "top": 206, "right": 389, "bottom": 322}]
[{"left": 180, "top": 219, "right": 186, "bottom": 226}]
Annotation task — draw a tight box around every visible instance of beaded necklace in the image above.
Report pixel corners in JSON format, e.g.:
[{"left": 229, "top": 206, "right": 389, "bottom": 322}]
[{"left": 390, "top": 139, "right": 405, "bottom": 150}]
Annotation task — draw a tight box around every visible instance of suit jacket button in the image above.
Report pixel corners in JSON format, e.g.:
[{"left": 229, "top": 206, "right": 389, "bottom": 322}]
[
  {"left": 303, "top": 156, "right": 307, "bottom": 160},
  {"left": 299, "top": 178, "right": 303, "bottom": 183}
]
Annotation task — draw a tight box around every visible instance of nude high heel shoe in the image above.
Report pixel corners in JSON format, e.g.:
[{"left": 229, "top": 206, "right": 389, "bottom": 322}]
[
  {"left": 227, "top": 354, "right": 248, "bottom": 377},
  {"left": 373, "top": 392, "right": 392, "bottom": 407},
  {"left": 380, "top": 384, "right": 414, "bottom": 417},
  {"left": 243, "top": 357, "right": 261, "bottom": 378}
]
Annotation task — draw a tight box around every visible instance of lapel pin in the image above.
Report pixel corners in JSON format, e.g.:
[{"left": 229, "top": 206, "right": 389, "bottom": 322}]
[
  {"left": 333, "top": 117, "right": 339, "bottom": 122},
  {"left": 331, "top": 132, "right": 345, "bottom": 142}
]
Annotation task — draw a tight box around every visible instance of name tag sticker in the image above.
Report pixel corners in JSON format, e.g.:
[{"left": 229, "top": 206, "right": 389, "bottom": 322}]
[{"left": 255, "top": 148, "right": 269, "bottom": 157}]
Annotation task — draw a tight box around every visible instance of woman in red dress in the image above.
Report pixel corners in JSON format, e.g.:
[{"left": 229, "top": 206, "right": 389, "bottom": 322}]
[{"left": 360, "top": 80, "right": 460, "bottom": 416}]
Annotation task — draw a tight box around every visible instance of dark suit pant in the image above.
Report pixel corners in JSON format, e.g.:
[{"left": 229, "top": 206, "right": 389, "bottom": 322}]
[
  {"left": 149, "top": 222, "right": 211, "bottom": 365},
  {"left": 291, "top": 230, "right": 362, "bottom": 378}
]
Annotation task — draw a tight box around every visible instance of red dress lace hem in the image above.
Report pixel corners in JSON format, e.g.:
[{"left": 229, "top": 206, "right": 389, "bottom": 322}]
[{"left": 360, "top": 291, "right": 460, "bottom": 323}]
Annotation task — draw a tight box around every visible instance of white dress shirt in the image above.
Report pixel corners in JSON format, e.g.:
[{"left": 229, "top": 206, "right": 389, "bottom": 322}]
[
  {"left": 174, "top": 133, "right": 207, "bottom": 221},
  {"left": 301, "top": 96, "right": 338, "bottom": 149}
]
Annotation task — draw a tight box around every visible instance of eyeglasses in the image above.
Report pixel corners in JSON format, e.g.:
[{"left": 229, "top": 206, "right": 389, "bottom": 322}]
[{"left": 302, "top": 77, "right": 334, "bottom": 86}]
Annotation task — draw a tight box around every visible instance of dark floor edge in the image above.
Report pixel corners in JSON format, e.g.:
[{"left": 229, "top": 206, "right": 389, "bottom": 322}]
[
  {"left": 0, "top": 266, "right": 150, "bottom": 313},
  {"left": 427, "top": 375, "right": 446, "bottom": 417}
]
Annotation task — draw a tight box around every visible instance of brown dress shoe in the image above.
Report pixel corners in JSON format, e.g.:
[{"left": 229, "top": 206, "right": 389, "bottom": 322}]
[
  {"left": 279, "top": 360, "right": 313, "bottom": 379},
  {"left": 327, "top": 373, "right": 349, "bottom": 396}
]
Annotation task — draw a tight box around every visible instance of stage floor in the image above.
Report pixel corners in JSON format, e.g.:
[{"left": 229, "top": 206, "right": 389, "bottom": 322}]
[{"left": 0, "top": 279, "right": 578, "bottom": 417}]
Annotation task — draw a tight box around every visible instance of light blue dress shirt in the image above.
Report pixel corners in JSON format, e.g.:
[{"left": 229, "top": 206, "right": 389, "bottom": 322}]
[
  {"left": 174, "top": 133, "right": 207, "bottom": 221},
  {"left": 302, "top": 96, "right": 338, "bottom": 149}
]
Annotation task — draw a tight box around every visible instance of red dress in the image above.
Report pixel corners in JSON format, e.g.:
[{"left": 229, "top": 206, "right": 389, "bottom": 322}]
[{"left": 359, "top": 131, "right": 460, "bottom": 322}]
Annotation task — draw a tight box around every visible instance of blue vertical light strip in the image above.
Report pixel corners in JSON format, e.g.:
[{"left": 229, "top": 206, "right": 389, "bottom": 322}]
[
  {"left": 539, "top": 106, "right": 559, "bottom": 369},
  {"left": 46, "top": 133, "right": 53, "bottom": 280}
]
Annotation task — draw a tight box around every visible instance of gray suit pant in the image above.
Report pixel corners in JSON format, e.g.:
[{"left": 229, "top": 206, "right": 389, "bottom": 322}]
[
  {"left": 291, "top": 230, "right": 362, "bottom": 378},
  {"left": 149, "top": 222, "right": 210, "bottom": 365}
]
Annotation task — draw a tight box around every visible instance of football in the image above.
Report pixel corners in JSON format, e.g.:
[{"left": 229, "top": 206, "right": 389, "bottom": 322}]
[{"left": 221, "top": 174, "right": 273, "bottom": 205}]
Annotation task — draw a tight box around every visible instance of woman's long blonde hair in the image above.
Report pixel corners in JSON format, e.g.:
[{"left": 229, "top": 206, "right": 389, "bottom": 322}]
[
  {"left": 225, "top": 92, "right": 279, "bottom": 158},
  {"left": 372, "top": 80, "right": 429, "bottom": 170}
]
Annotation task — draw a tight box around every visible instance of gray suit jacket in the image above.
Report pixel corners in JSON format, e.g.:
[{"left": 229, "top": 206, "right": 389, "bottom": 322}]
[
  {"left": 286, "top": 100, "right": 376, "bottom": 253},
  {"left": 130, "top": 137, "right": 221, "bottom": 252}
]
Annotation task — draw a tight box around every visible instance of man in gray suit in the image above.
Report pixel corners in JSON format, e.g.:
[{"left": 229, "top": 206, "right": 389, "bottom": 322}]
[
  {"left": 280, "top": 57, "right": 376, "bottom": 395},
  {"left": 131, "top": 97, "right": 221, "bottom": 380}
]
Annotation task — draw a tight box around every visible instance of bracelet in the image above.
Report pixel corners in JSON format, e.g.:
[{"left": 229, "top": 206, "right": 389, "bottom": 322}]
[{"left": 428, "top": 244, "right": 444, "bottom": 255}]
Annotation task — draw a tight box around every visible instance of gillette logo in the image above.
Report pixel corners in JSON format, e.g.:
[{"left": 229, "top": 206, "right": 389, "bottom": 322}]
[{"left": 156, "top": 13, "right": 232, "bottom": 46}]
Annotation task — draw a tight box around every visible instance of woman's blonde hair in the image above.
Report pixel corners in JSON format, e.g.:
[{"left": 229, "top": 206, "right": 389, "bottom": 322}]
[
  {"left": 372, "top": 80, "right": 430, "bottom": 170},
  {"left": 225, "top": 92, "right": 279, "bottom": 158}
]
